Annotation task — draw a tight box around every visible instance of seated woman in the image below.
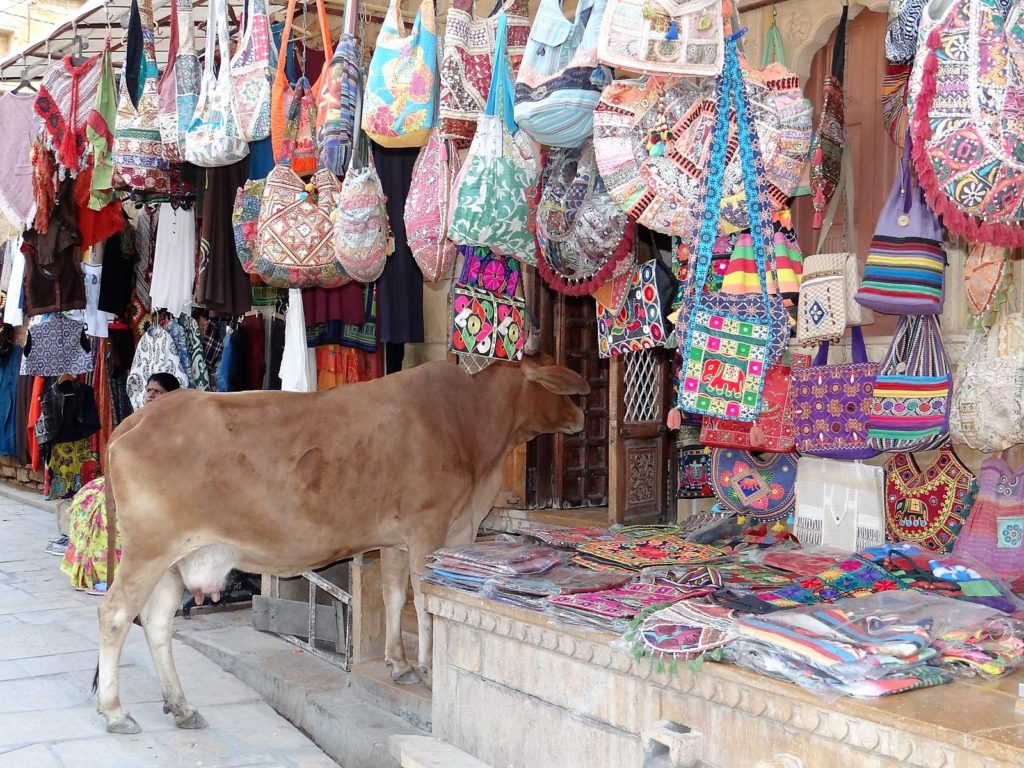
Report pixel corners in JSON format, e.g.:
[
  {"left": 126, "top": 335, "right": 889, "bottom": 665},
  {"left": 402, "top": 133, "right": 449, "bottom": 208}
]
[{"left": 60, "top": 373, "right": 181, "bottom": 593}]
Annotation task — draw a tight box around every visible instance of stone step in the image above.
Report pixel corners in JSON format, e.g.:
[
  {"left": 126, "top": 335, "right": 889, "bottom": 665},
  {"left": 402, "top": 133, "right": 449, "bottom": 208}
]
[
  {"left": 350, "top": 661, "right": 432, "bottom": 732},
  {"left": 389, "top": 735, "right": 493, "bottom": 768}
]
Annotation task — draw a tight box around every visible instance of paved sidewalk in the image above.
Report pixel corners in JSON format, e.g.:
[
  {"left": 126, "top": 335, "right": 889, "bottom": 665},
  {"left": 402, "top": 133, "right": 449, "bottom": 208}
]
[{"left": 0, "top": 490, "right": 340, "bottom": 768}]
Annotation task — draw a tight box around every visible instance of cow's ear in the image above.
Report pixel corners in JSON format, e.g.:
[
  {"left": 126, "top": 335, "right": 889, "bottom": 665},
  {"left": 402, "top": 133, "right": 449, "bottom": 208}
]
[{"left": 524, "top": 365, "right": 591, "bottom": 396}]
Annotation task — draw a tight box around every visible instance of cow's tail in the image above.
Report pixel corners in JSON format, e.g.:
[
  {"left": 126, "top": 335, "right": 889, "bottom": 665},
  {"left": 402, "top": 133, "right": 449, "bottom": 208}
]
[{"left": 91, "top": 662, "right": 99, "bottom": 695}]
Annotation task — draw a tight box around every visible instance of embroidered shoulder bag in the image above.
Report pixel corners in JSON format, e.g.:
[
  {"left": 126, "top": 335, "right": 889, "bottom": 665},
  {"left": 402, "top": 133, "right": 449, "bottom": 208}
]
[
  {"left": 597, "top": 0, "right": 723, "bottom": 76},
  {"left": 809, "top": 3, "right": 848, "bottom": 229},
  {"left": 156, "top": 0, "right": 200, "bottom": 163},
  {"left": 448, "top": 13, "right": 539, "bottom": 265},
  {"left": 513, "top": 0, "right": 607, "bottom": 148},
  {"left": 230, "top": 0, "right": 274, "bottom": 142},
  {"left": 885, "top": 446, "right": 976, "bottom": 553},
  {"left": 675, "top": 32, "right": 788, "bottom": 422},
  {"left": 183, "top": 0, "right": 249, "bottom": 167},
  {"left": 596, "top": 257, "right": 675, "bottom": 358},
  {"left": 406, "top": 128, "right": 462, "bottom": 281},
  {"left": 112, "top": 0, "right": 172, "bottom": 194},
  {"left": 362, "top": 0, "right": 438, "bottom": 148},
  {"left": 867, "top": 314, "right": 951, "bottom": 452},
  {"left": 316, "top": 1, "right": 361, "bottom": 175},
  {"left": 255, "top": 80, "right": 346, "bottom": 288},
  {"left": 700, "top": 361, "right": 796, "bottom": 453},
  {"left": 536, "top": 140, "right": 634, "bottom": 296},
  {"left": 449, "top": 245, "right": 526, "bottom": 362},
  {"left": 952, "top": 456, "right": 1024, "bottom": 586},
  {"left": 710, "top": 448, "right": 797, "bottom": 526},
  {"left": 439, "top": 0, "right": 530, "bottom": 142}
]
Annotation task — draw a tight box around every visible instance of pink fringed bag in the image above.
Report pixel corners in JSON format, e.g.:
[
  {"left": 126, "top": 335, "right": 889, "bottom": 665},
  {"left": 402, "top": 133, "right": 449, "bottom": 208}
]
[{"left": 405, "top": 129, "right": 461, "bottom": 281}]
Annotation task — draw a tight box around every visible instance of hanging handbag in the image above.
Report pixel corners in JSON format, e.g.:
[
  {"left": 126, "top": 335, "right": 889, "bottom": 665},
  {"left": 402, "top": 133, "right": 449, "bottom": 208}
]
[
  {"left": 112, "top": 0, "right": 172, "bottom": 195},
  {"left": 271, "top": 0, "right": 334, "bottom": 168},
  {"left": 513, "top": 0, "right": 607, "bottom": 148},
  {"left": 700, "top": 362, "right": 796, "bottom": 453},
  {"left": 450, "top": 245, "right": 526, "bottom": 362},
  {"left": 856, "top": 137, "right": 946, "bottom": 315},
  {"left": 255, "top": 80, "right": 346, "bottom": 289},
  {"left": 536, "top": 141, "right": 634, "bottom": 296},
  {"left": 439, "top": 0, "right": 530, "bottom": 142},
  {"left": 596, "top": 258, "right": 675, "bottom": 358},
  {"left": 406, "top": 128, "right": 462, "bottom": 281},
  {"left": 790, "top": 326, "right": 879, "bottom": 460},
  {"left": 230, "top": 0, "right": 274, "bottom": 142},
  {"left": 677, "top": 425, "right": 713, "bottom": 499},
  {"left": 793, "top": 455, "right": 885, "bottom": 551},
  {"left": 710, "top": 448, "right": 797, "bottom": 526},
  {"left": 950, "top": 308, "right": 1024, "bottom": 453},
  {"left": 952, "top": 456, "right": 1024, "bottom": 587},
  {"left": 867, "top": 314, "right": 952, "bottom": 452},
  {"left": 362, "top": 0, "right": 438, "bottom": 148},
  {"left": 597, "top": 0, "right": 723, "bottom": 77},
  {"left": 886, "top": 0, "right": 927, "bottom": 63},
  {"left": 281, "top": 76, "right": 319, "bottom": 173},
  {"left": 909, "top": 0, "right": 1024, "bottom": 246},
  {"left": 156, "top": 0, "right": 200, "bottom": 163},
  {"left": 335, "top": 94, "right": 391, "bottom": 283},
  {"left": 809, "top": 3, "right": 848, "bottom": 230},
  {"left": 881, "top": 62, "right": 910, "bottom": 148},
  {"left": 885, "top": 446, "right": 976, "bottom": 554},
  {"left": 233, "top": 178, "right": 266, "bottom": 275},
  {"left": 448, "top": 13, "right": 540, "bottom": 265},
  {"left": 707, "top": 208, "right": 803, "bottom": 301},
  {"left": 317, "top": 0, "right": 361, "bottom": 176},
  {"left": 675, "top": 33, "right": 788, "bottom": 422}
]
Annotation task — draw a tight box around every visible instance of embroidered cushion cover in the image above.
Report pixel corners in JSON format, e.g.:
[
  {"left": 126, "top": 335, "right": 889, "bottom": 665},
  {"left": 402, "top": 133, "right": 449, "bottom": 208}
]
[{"left": 597, "top": 0, "right": 723, "bottom": 76}]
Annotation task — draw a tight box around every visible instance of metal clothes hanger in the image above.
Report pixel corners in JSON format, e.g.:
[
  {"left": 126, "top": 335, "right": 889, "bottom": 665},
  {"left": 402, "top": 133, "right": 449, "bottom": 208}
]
[
  {"left": 12, "top": 54, "right": 36, "bottom": 94},
  {"left": 69, "top": 19, "right": 88, "bottom": 66}
]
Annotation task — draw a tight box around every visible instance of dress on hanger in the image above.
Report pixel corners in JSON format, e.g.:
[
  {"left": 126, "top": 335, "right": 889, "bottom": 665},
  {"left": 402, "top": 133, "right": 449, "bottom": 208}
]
[{"left": 150, "top": 202, "right": 196, "bottom": 316}]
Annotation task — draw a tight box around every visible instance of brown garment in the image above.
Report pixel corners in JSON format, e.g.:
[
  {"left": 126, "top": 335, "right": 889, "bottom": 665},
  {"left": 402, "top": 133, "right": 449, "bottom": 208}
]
[
  {"left": 22, "top": 178, "right": 86, "bottom": 316},
  {"left": 196, "top": 159, "right": 252, "bottom": 316}
]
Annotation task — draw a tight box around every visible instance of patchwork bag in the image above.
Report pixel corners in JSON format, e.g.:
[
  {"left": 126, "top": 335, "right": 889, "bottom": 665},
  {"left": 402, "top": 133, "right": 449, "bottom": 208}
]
[
  {"left": 513, "top": 0, "right": 607, "bottom": 148},
  {"left": 952, "top": 456, "right": 1024, "bottom": 586},
  {"left": 963, "top": 242, "right": 1009, "bottom": 325},
  {"left": 362, "top": 0, "right": 437, "bottom": 148},
  {"left": 233, "top": 178, "right": 266, "bottom": 275},
  {"left": 700, "top": 362, "right": 796, "bottom": 453},
  {"left": 183, "top": 0, "right": 249, "bottom": 167},
  {"left": 793, "top": 456, "right": 886, "bottom": 551},
  {"left": 406, "top": 128, "right": 462, "bottom": 281},
  {"left": 596, "top": 258, "right": 674, "bottom": 358},
  {"left": 886, "top": 0, "right": 927, "bottom": 63},
  {"left": 790, "top": 327, "right": 879, "bottom": 460},
  {"left": 112, "top": 0, "right": 172, "bottom": 194},
  {"left": 230, "top": 0, "right": 274, "bottom": 142},
  {"left": 439, "top": 0, "right": 530, "bottom": 142},
  {"left": 449, "top": 245, "right": 526, "bottom": 362},
  {"left": 316, "top": 2, "right": 361, "bottom": 176},
  {"left": 448, "top": 13, "right": 540, "bottom": 265},
  {"left": 255, "top": 82, "right": 346, "bottom": 288},
  {"left": 156, "top": 0, "right": 200, "bottom": 163},
  {"left": 885, "top": 446, "right": 976, "bottom": 553},
  {"left": 597, "top": 0, "right": 723, "bottom": 76},
  {"left": 280, "top": 77, "right": 319, "bottom": 173},
  {"left": 710, "top": 449, "right": 798, "bottom": 526},
  {"left": 809, "top": 3, "right": 847, "bottom": 229},
  {"left": 856, "top": 138, "right": 946, "bottom": 315},
  {"left": 867, "top": 314, "right": 952, "bottom": 452},
  {"left": 536, "top": 140, "right": 634, "bottom": 296},
  {"left": 909, "top": 0, "right": 1024, "bottom": 246}
]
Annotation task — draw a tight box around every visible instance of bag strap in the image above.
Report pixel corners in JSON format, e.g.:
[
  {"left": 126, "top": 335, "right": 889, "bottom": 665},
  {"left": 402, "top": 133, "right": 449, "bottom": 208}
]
[
  {"left": 279, "top": 77, "right": 309, "bottom": 164},
  {"left": 813, "top": 325, "right": 867, "bottom": 366},
  {"left": 348, "top": 72, "right": 367, "bottom": 172},
  {"left": 484, "top": 13, "right": 516, "bottom": 133},
  {"left": 761, "top": 14, "right": 787, "bottom": 68},
  {"left": 275, "top": 0, "right": 334, "bottom": 83},
  {"left": 159, "top": 0, "right": 180, "bottom": 87},
  {"left": 815, "top": 147, "right": 855, "bottom": 254},
  {"left": 831, "top": 3, "right": 849, "bottom": 80}
]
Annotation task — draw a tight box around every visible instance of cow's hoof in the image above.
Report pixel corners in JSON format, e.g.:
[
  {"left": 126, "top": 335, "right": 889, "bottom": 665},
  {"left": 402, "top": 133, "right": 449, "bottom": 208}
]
[
  {"left": 107, "top": 716, "right": 142, "bottom": 735},
  {"left": 393, "top": 668, "right": 422, "bottom": 686},
  {"left": 174, "top": 710, "right": 208, "bottom": 730}
]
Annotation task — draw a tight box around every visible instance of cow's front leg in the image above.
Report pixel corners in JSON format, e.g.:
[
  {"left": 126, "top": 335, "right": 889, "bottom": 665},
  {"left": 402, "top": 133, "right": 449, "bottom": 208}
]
[
  {"left": 410, "top": 568, "right": 433, "bottom": 690},
  {"left": 380, "top": 547, "right": 419, "bottom": 685}
]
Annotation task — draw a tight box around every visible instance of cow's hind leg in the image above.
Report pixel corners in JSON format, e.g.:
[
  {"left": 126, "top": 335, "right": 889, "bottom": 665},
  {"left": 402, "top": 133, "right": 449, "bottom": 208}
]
[
  {"left": 140, "top": 567, "right": 206, "bottom": 729},
  {"left": 96, "top": 553, "right": 170, "bottom": 734},
  {"left": 381, "top": 547, "right": 419, "bottom": 685}
]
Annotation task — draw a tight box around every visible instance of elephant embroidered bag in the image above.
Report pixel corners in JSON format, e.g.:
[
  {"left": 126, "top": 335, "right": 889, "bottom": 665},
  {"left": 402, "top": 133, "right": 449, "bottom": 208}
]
[
  {"left": 700, "top": 362, "right": 796, "bottom": 453},
  {"left": 156, "top": 0, "right": 200, "bottom": 163},
  {"left": 513, "top": 0, "right": 607, "bottom": 148},
  {"left": 230, "top": 0, "right": 274, "bottom": 142},
  {"left": 450, "top": 245, "right": 526, "bottom": 362},
  {"left": 867, "top": 314, "right": 952, "bottom": 452},
  {"left": 439, "top": 0, "right": 530, "bottom": 142},
  {"left": 362, "top": 0, "right": 438, "bottom": 148},
  {"left": 406, "top": 128, "right": 462, "bottom": 281},
  {"left": 675, "top": 33, "right": 787, "bottom": 422},
  {"left": 448, "top": 13, "right": 539, "bottom": 265},
  {"left": 597, "top": 0, "right": 723, "bottom": 76},
  {"left": 710, "top": 449, "right": 798, "bottom": 526}
]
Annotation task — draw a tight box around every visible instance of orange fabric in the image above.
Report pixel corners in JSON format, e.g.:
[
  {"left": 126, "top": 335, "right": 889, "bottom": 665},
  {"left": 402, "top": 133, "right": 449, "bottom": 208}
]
[
  {"left": 73, "top": 165, "right": 126, "bottom": 249},
  {"left": 316, "top": 345, "right": 372, "bottom": 390},
  {"left": 270, "top": 0, "right": 333, "bottom": 173},
  {"left": 27, "top": 376, "right": 44, "bottom": 472}
]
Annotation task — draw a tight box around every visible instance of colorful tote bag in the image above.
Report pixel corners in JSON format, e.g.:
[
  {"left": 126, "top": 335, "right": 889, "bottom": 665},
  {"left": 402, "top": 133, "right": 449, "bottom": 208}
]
[
  {"left": 439, "top": 0, "right": 530, "bottom": 142},
  {"left": 230, "top": 0, "right": 274, "bottom": 142},
  {"left": 952, "top": 457, "right": 1024, "bottom": 585},
  {"left": 513, "top": 0, "right": 607, "bottom": 148},
  {"left": 255, "top": 81, "right": 346, "bottom": 288},
  {"left": 710, "top": 449, "right": 797, "bottom": 525},
  {"left": 700, "top": 363, "right": 796, "bottom": 453},
  {"left": 271, "top": 0, "right": 334, "bottom": 169},
  {"left": 791, "top": 327, "right": 880, "bottom": 460},
  {"left": 449, "top": 245, "right": 526, "bottom": 362},
  {"left": 793, "top": 457, "right": 886, "bottom": 552},
  {"left": 596, "top": 259, "right": 670, "bottom": 358},
  {"left": 536, "top": 141, "right": 634, "bottom": 296},
  {"left": 316, "top": 3, "right": 361, "bottom": 176},
  {"left": 448, "top": 13, "right": 540, "bottom": 265},
  {"left": 597, "top": 0, "right": 723, "bottom": 76},
  {"left": 857, "top": 139, "right": 946, "bottom": 314},
  {"left": 112, "top": 0, "right": 172, "bottom": 194},
  {"left": 809, "top": 3, "right": 847, "bottom": 229},
  {"left": 885, "top": 446, "right": 976, "bottom": 553},
  {"left": 183, "top": 0, "right": 249, "bottom": 167},
  {"left": 156, "top": 0, "right": 200, "bottom": 163},
  {"left": 362, "top": 0, "right": 437, "bottom": 149},
  {"left": 867, "top": 314, "right": 952, "bottom": 452},
  {"left": 703, "top": 208, "right": 803, "bottom": 299},
  {"left": 406, "top": 128, "right": 462, "bottom": 281},
  {"left": 233, "top": 178, "right": 266, "bottom": 275},
  {"left": 909, "top": 0, "right": 1024, "bottom": 246}
]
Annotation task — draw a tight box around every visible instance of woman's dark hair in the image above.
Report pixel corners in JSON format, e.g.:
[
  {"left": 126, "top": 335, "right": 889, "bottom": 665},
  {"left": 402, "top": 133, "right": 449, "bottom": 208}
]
[{"left": 147, "top": 372, "right": 181, "bottom": 392}]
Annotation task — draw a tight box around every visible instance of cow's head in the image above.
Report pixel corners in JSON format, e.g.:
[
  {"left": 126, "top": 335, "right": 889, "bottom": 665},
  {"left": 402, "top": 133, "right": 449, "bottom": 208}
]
[{"left": 513, "top": 313, "right": 590, "bottom": 437}]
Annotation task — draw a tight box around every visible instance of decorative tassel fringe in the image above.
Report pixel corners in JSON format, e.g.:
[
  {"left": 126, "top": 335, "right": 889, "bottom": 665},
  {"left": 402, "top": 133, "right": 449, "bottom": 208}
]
[
  {"left": 793, "top": 517, "right": 822, "bottom": 547},
  {"left": 537, "top": 221, "right": 637, "bottom": 297}
]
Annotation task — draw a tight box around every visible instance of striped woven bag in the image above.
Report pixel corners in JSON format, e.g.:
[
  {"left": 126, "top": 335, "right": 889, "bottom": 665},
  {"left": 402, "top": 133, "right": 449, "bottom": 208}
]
[{"left": 867, "top": 314, "right": 951, "bottom": 452}]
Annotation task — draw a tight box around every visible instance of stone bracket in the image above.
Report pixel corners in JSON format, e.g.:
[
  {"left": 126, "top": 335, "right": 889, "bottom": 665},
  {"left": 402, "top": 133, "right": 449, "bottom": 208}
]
[{"left": 641, "top": 721, "right": 704, "bottom": 768}]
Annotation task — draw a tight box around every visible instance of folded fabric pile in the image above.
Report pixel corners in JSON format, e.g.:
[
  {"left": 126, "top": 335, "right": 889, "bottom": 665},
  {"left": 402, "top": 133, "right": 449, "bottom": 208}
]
[
  {"left": 547, "top": 583, "right": 686, "bottom": 633},
  {"left": 644, "top": 562, "right": 795, "bottom": 593},
  {"left": 518, "top": 526, "right": 627, "bottom": 549},
  {"left": 575, "top": 536, "right": 727, "bottom": 572},
  {"left": 750, "top": 556, "right": 909, "bottom": 609},
  {"left": 636, "top": 602, "right": 737, "bottom": 661},
  {"left": 425, "top": 541, "right": 568, "bottom": 592},
  {"left": 484, "top": 565, "right": 633, "bottom": 611}
]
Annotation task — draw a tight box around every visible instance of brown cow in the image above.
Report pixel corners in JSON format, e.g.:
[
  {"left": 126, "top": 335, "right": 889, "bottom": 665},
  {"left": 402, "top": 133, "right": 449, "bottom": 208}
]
[{"left": 95, "top": 354, "right": 589, "bottom": 734}]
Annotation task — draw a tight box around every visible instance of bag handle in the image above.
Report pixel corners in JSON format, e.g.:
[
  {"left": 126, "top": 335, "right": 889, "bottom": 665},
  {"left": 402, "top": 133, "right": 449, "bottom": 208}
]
[
  {"left": 882, "top": 314, "right": 947, "bottom": 378},
  {"left": 158, "top": 0, "right": 180, "bottom": 88},
  {"left": 484, "top": 13, "right": 516, "bottom": 133},
  {"left": 348, "top": 72, "right": 368, "bottom": 172},
  {"left": 761, "top": 13, "right": 787, "bottom": 68},
  {"left": 203, "top": 0, "right": 232, "bottom": 82},
  {"left": 813, "top": 325, "right": 867, "bottom": 366},
  {"left": 831, "top": 3, "right": 849, "bottom": 80},
  {"left": 815, "top": 147, "right": 855, "bottom": 254},
  {"left": 275, "top": 0, "right": 334, "bottom": 83},
  {"left": 279, "top": 76, "right": 311, "bottom": 164}
]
